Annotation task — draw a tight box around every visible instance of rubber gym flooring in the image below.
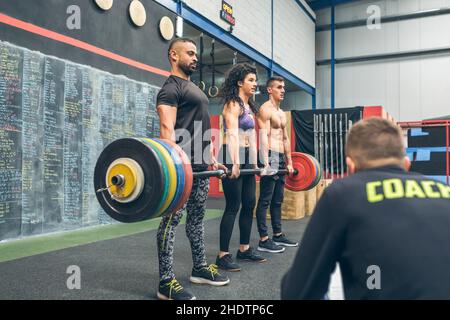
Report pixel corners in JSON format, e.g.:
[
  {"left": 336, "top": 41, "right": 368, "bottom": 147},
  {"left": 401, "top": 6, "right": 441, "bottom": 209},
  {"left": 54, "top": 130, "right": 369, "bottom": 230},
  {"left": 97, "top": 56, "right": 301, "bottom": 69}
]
[{"left": 0, "top": 197, "right": 309, "bottom": 300}]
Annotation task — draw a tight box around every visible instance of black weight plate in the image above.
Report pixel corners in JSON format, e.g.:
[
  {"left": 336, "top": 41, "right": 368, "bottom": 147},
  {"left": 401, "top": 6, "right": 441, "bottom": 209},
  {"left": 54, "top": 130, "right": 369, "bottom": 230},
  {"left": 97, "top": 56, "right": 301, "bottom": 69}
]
[{"left": 94, "top": 138, "right": 165, "bottom": 223}]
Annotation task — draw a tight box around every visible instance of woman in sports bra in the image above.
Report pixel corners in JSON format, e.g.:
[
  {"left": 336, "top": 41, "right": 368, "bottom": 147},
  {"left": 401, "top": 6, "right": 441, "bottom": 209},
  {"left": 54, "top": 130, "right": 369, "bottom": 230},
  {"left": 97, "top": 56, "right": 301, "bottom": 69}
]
[{"left": 215, "top": 63, "right": 267, "bottom": 273}]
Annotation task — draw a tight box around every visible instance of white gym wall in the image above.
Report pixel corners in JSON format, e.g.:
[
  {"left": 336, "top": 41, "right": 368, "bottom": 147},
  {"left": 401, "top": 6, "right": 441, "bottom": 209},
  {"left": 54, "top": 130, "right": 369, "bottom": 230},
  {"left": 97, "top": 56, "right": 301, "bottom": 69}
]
[
  {"left": 183, "top": 0, "right": 273, "bottom": 58},
  {"left": 274, "top": 0, "right": 316, "bottom": 88},
  {"left": 183, "top": 0, "right": 316, "bottom": 90},
  {"left": 316, "top": 0, "right": 450, "bottom": 121}
]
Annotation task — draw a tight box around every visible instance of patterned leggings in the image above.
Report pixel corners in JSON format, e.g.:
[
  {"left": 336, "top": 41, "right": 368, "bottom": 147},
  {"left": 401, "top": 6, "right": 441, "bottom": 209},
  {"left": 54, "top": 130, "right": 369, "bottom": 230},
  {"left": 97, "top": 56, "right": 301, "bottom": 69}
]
[{"left": 157, "top": 177, "right": 210, "bottom": 281}]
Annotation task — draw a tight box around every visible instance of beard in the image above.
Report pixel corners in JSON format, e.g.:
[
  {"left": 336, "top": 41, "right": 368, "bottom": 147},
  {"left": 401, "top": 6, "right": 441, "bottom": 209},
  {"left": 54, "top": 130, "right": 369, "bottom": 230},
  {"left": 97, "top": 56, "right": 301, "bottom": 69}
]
[{"left": 179, "top": 62, "right": 196, "bottom": 76}]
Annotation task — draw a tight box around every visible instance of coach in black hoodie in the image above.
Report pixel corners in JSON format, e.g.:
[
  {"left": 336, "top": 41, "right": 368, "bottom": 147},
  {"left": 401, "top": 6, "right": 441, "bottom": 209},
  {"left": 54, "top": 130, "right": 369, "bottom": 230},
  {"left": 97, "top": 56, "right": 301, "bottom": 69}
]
[{"left": 281, "top": 117, "right": 450, "bottom": 299}]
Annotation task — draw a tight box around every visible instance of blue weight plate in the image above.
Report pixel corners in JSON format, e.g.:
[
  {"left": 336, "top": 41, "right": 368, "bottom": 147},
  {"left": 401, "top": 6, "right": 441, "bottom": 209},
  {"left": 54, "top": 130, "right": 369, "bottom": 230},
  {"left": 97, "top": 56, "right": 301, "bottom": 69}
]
[{"left": 154, "top": 138, "right": 185, "bottom": 215}]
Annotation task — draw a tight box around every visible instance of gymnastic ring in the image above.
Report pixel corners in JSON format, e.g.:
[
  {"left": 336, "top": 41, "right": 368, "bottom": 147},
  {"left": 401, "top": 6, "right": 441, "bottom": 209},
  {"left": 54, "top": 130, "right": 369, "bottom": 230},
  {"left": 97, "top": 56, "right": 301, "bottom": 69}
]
[
  {"left": 208, "top": 85, "right": 219, "bottom": 98},
  {"left": 199, "top": 81, "right": 206, "bottom": 92}
]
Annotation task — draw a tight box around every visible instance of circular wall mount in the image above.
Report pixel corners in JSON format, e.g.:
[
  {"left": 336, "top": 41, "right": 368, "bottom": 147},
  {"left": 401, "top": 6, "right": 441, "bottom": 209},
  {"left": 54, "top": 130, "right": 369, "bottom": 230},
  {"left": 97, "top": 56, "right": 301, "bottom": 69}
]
[
  {"left": 129, "top": 0, "right": 146, "bottom": 27},
  {"left": 95, "top": 0, "right": 113, "bottom": 11},
  {"left": 159, "top": 16, "right": 175, "bottom": 41}
]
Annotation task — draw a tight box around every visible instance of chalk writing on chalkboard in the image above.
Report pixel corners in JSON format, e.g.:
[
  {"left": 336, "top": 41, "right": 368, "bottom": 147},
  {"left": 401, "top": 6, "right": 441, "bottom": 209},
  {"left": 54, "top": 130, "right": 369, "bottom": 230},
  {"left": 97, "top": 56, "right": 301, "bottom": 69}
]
[{"left": 0, "top": 41, "right": 160, "bottom": 240}]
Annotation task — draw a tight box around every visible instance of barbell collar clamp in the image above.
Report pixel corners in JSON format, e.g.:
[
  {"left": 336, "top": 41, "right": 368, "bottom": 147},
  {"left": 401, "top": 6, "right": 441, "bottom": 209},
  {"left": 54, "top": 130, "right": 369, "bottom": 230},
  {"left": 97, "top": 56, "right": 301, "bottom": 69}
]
[{"left": 111, "top": 174, "right": 125, "bottom": 187}]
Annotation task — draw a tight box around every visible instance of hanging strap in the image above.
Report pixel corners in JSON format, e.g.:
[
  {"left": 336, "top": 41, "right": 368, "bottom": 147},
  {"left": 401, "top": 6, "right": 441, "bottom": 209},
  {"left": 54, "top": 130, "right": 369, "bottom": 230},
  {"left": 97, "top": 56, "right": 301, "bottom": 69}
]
[
  {"left": 208, "top": 39, "right": 219, "bottom": 97},
  {"left": 198, "top": 33, "right": 205, "bottom": 91}
]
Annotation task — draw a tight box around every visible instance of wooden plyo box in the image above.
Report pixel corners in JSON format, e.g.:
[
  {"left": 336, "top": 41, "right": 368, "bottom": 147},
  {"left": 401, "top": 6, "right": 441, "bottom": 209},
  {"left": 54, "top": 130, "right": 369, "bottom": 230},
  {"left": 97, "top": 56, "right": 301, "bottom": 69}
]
[
  {"left": 310, "top": 179, "right": 333, "bottom": 215},
  {"left": 281, "top": 187, "right": 307, "bottom": 219}
]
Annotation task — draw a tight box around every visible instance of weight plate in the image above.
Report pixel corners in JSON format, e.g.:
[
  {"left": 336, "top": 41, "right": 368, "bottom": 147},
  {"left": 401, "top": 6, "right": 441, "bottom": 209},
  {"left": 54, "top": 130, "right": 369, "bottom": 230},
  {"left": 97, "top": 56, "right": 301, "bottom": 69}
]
[
  {"left": 142, "top": 138, "right": 177, "bottom": 216},
  {"left": 285, "top": 152, "right": 316, "bottom": 191},
  {"left": 94, "top": 138, "right": 164, "bottom": 223}
]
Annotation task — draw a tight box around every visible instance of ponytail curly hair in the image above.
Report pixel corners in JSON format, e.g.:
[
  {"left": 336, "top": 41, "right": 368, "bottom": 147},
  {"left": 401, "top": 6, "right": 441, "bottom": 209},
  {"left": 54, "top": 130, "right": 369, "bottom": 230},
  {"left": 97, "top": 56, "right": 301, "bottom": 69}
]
[{"left": 221, "top": 63, "right": 259, "bottom": 114}]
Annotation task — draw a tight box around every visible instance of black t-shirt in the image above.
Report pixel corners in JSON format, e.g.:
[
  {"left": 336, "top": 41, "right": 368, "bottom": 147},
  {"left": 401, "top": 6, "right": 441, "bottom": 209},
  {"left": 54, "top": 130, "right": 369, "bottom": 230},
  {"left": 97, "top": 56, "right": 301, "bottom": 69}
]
[
  {"left": 156, "top": 75, "right": 211, "bottom": 171},
  {"left": 281, "top": 166, "right": 450, "bottom": 299}
]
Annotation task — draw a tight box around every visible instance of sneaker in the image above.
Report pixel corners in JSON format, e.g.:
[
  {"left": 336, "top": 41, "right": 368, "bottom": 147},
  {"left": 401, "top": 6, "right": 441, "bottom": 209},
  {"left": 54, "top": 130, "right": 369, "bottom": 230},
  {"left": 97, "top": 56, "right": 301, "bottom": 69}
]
[
  {"left": 257, "top": 238, "right": 285, "bottom": 253},
  {"left": 216, "top": 254, "right": 241, "bottom": 272},
  {"left": 273, "top": 233, "right": 299, "bottom": 247},
  {"left": 236, "top": 247, "right": 267, "bottom": 262},
  {"left": 157, "top": 278, "right": 196, "bottom": 300},
  {"left": 190, "top": 264, "right": 230, "bottom": 286}
]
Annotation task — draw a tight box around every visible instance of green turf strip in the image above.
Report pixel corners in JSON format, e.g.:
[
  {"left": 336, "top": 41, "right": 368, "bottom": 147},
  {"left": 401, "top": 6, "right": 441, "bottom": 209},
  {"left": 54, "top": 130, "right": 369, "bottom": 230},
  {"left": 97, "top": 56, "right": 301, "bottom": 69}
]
[{"left": 0, "top": 209, "right": 223, "bottom": 263}]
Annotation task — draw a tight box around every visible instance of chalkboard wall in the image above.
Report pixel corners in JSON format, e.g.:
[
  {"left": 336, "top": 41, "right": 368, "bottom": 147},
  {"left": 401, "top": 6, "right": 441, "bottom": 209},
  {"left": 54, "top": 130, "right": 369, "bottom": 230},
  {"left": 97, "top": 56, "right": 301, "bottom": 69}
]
[
  {"left": 0, "top": 41, "right": 160, "bottom": 240},
  {"left": 0, "top": 0, "right": 175, "bottom": 240}
]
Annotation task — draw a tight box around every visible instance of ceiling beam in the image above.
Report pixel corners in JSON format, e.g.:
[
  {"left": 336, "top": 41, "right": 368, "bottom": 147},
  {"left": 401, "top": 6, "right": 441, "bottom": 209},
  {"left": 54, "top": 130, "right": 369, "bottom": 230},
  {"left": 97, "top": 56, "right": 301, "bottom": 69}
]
[{"left": 308, "top": 0, "right": 362, "bottom": 11}]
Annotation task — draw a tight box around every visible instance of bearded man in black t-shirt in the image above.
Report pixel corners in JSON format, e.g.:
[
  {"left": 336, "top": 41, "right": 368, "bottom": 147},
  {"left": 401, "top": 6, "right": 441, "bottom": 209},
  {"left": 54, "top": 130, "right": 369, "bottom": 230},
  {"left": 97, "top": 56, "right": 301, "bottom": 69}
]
[{"left": 155, "top": 38, "right": 229, "bottom": 300}]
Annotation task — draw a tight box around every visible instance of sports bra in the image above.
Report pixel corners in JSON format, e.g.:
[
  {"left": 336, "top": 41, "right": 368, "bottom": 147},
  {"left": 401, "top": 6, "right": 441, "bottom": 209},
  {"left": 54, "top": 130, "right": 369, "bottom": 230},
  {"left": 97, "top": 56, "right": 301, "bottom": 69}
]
[{"left": 223, "top": 106, "right": 255, "bottom": 131}]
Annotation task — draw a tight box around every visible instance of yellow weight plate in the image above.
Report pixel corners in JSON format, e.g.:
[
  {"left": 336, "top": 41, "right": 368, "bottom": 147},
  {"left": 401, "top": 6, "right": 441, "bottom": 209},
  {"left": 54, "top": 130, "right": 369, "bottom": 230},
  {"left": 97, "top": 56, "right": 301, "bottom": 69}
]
[
  {"left": 143, "top": 138, "right": 177, "bottom": 215},
  {"left": 105, "top": 158, "right": 145, "bottom": 203},
  {"left": 107, "top": 163, "right": 136, "bottom": 199}
]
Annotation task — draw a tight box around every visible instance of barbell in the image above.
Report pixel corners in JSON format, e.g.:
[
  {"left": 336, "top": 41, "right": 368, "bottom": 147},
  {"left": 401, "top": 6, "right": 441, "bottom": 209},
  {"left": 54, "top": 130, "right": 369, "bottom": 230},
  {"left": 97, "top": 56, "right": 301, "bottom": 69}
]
[{"left": 94, "top": 138, "right": 322, "bottom": 223}]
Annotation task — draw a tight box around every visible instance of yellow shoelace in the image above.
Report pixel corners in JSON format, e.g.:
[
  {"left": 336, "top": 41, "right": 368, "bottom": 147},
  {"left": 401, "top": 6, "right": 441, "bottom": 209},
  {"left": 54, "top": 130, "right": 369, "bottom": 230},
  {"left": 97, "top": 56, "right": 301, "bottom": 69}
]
[
  {"left": 206, "top": 264, "right": 219, "bottom": 276},
  {"left": 166, "top": 278, "right": 183, "bottom": 293}
]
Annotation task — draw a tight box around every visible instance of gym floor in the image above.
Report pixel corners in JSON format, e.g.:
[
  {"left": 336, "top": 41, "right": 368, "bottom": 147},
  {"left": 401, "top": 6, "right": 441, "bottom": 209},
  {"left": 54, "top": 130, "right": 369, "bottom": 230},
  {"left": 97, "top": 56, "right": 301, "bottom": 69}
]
[{"left": 0, "top": 197, "right": 310, "bottom": 300}]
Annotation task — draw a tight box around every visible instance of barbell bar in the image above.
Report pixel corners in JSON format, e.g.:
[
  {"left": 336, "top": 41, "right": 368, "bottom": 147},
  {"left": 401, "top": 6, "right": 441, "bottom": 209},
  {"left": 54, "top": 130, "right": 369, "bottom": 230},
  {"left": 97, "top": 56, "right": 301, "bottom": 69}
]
[
  {"left": 190, "top": 168, "right": 299, "bottom": 179},
  {"left": 106, "top": 168, "right": 299, "bottom": 194},
  {"left": 94, "top": 138, "right": 322, "bottom": 223}
]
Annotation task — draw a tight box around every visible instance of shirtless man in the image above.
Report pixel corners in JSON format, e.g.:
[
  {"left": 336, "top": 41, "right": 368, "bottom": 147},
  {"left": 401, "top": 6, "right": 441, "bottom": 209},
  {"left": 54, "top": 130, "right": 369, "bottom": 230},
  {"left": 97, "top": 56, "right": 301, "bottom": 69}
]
[{"left": 255, "top": 76, "right": 298, "bottom": 253}]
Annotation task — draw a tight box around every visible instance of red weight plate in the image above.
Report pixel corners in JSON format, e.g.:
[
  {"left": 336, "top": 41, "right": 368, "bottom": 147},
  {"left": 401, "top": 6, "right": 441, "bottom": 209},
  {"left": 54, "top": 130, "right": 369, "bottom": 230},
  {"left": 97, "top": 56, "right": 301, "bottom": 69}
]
[
  {"left": 286, "top": 152, "right": 316, "bottom": 191},
  {"left": 305, "top": 154, "right": 321, "bottom": 189}
]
